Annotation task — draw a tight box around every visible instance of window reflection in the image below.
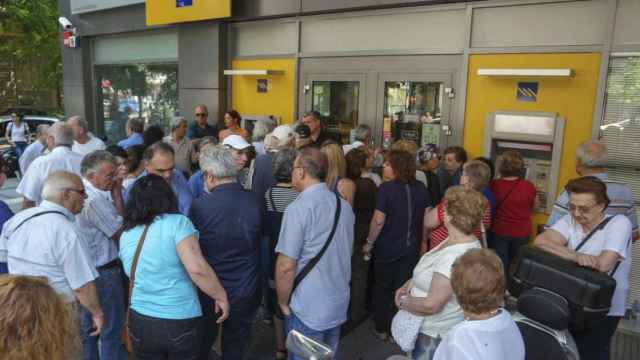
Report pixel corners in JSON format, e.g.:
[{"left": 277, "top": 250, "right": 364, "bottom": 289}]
[
  {"left": 95, "top": 63, "right": 178, "bottom": 144},
  {"left": 312, "top": 81, "right": 359, "bottom": 144}
]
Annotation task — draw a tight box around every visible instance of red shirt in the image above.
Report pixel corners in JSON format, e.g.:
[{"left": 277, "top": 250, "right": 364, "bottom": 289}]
[
  {"left": 429, "top": 199, "right": 492, "bottom": 249},
  {"left": 490, "top": 178, "right": 537, "bottom": 238}
]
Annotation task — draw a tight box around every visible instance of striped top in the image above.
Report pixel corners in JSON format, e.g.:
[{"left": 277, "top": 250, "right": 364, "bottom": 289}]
[
  {"left": 265, "top": 185, "right": 299, "bottom": 213},
  {"left": 429, "top": 199, "right": 492, "bottom": 249},
  {"left": 546, "top": 172, "right": 638, "bottom": 236}
]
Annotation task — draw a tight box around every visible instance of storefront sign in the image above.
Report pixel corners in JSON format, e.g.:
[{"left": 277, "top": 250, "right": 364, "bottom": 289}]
[
  {"left": 147, "top": 0, "right": 231, "bottom": 26},
  {"left": 517, "top": 82, "right": 538, "bottom": 102},
  {"left": 71, "top": 0, "right": 144, "bottom": 15}
]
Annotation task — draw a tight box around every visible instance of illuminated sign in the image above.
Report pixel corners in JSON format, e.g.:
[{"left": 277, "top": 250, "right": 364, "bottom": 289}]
[
  {"left": 147, "top": 0, "right": 231, "bottom": 26},
  {"left": 70, "top": 0, "right": 144, "bottom": 15}
]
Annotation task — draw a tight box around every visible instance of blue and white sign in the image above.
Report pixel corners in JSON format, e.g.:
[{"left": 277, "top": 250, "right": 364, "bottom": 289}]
[
  {"left": 517, "top": 82, "right": 539, "bottom": 102},
  {"left": 176, "top": 0, "right": 193, "bottom": 7}
]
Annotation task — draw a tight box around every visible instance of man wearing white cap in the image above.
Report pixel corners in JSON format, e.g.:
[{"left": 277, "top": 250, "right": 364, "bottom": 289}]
[
  {"left": 222, "top": 134, "right": 251, "bottom": 171},
  {"left": 251, "top": 125, "right": 295, "bottom": 202}
]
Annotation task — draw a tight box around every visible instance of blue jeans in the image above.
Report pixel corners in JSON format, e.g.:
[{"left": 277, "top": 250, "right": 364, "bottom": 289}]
[
  {"left": 129, "top": 310, "right": 202, "bottom": 360},
  {"left": 285, "top": 312, "right": 341, "bottom": 360},
  {"left": 80, "top": 266, "right": 126, "bottom": 360},
  {"left": 488, "top": 234, "right": 529, "bottom": 287},
  {"left": 13, "top": 141, "right": 27, "bottom": 159}
]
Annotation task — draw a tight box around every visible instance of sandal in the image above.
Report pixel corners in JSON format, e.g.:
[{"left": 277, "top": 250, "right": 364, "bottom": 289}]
[{"left": 275, "top": 349, "right": 287, "bottom": 360}]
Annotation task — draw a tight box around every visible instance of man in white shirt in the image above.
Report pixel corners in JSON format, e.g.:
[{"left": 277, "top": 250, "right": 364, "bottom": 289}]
[
  {"left": 68, "top": 116, "right": 106, "bottom": 156},
  {"left": 76, "top": 150, "right": 126, "bottom": 359},
  {"left": 18, "top": 124, "right": 49, "bottom": 174},
  {"left": 0, "top": 171, "right": 104, "bottom": 336},
  {"left": 17, "top": 122, "right": 84, "bottom": 208}
]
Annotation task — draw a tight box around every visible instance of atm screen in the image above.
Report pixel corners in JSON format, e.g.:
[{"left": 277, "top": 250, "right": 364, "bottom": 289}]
[{"left": 493, "top": 141, "right": 553, "bottom": 213}]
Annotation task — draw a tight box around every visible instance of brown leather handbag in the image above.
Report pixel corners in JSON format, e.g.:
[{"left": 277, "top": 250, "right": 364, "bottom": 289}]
[{"left": 122, "top": 225, "right": 150, "bottom": 353}]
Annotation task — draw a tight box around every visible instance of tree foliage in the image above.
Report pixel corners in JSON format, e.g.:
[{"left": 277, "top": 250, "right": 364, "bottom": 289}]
[{"left": 0, "top": 0, "right": 62, "bottom": 107}]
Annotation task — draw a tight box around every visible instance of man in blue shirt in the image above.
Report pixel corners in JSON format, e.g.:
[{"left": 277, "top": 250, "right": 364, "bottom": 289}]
[
  {"left": 189, "top": 145, "right": 262, "bottom": 360},
  {"left": 117, "top": 118, "right": 144, "bottom": 150},
  {"left": 275, "top": 147, "right": 355, "bottom": 358},
  {"left": 124, "top": 142, "right": 193, "bottom": 215},
  {"left": 187, "top": 105, "right": 218, "bottom": 140}
]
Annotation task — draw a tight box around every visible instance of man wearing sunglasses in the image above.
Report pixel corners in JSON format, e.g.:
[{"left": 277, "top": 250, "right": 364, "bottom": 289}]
[{"left": 188, "top": 105, "right": 219, "bottom": 141}]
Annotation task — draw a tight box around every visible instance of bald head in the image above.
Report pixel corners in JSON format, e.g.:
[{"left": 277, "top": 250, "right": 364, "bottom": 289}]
[
  {"left": 576, "top": 140, "right": 608, "bottom": 175},
  {"left": 48, "top": 122, "right": 74, "bottom": 147}
]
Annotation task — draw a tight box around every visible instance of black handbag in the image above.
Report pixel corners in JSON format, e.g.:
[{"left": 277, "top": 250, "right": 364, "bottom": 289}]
[{"left": 510, "top": 245, "right": 617, "bottom": 330}]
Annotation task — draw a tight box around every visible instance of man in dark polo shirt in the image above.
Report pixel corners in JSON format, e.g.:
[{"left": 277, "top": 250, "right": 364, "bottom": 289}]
[
  {"left": 302, "top": 111, "right": 341, "bottom": 148},
  {"left": 187, "top": 104, "right": 218, "bottom": 141},
  {"left": 189, "top": 144, "right": 262, "bottom": 360}
]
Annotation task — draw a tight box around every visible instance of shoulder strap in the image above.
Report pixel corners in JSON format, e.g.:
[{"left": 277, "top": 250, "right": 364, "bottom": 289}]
[
  {"left": 575, "top": 216, "right": 616, "bottom": 252},
  {"left": 126, "top": 225, "right": 150, "bottom": 322},
  {"left": 405, "top": 184, "right": 413, "bottom": 246},
  {"left": 495, "top": 179, "right": 520, "bottom": 211},
  {"left": 289, "top": 193, "right": 341, "bottom": 304},
  {"left": 268, "top": 188, "right": 277, "bottom": 212},
  {"left": 12, "top": 211, "right": 67, "bottom": 232}
]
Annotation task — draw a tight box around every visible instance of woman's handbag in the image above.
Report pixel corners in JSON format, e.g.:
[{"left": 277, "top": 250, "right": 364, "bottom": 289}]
[
  {"left": 391, "top": 308, "right": 424, "bottom": 352},
  {"left": 122, "top": 225, "right": 150, "bottom": 353}
]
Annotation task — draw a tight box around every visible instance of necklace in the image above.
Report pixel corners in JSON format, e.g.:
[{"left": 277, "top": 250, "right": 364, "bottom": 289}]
[{"left": 464, "top": 308, "right": 500, "bottom": 321}]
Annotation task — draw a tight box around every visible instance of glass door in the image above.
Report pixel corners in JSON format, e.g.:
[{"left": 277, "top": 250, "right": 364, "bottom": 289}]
[
  {"left": 376, "top": 73, "right": 452, "bottom": 149},
  {"left": 303, "top": 74, "right": 366, "bottom": 144}
]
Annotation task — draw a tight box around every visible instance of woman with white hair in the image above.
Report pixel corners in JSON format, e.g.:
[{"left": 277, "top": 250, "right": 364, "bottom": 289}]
[
  {"left": 252, "top": 119, "right": 277, "bottom": 156},
  {"left": 164, "top": 116, "right": 195, "bottom": 176}
]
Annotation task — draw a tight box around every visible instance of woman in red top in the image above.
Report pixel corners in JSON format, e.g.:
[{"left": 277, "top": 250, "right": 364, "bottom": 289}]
[
  {"left": 424, "top": 160, "right": 492, "bottom": 253},
  {"left": 489, "top": 150, "right": 536, "bottom": 278}
]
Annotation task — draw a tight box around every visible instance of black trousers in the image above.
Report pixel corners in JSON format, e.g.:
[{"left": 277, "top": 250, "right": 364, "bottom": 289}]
[
  {"left": 129, "top": 310, "right": 202, "bottom": 360},
  {"left": 199, "top": 287, "right": 262, "bottom": 360},
  {"left": 373, "top": 253, "right": 418, "bottom": 333},
  {"left": 571, "top": 316, "right": 621, "bottom": 360}
]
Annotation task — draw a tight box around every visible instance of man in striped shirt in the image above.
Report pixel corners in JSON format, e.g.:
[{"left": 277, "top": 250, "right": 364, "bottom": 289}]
[{"left": 547, "top": 140, "right": 639, "bottom": 242}]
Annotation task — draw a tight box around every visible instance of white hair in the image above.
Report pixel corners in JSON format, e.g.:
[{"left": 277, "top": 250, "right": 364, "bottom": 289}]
[
  {"left": 42, "top": 171, "right": 81, "bottom": 201},
  {"left": 252, "top": 119, "right": 277, "bottom": 142},
  {"left": 576, "top": 140, "right": 608, "bottom": 169},
  {"left": 49, "top": 122, "right": 74, "bottom": 146},
  {"left": 67, "top": 116, "right": 88, "bottom": 131},
  {"left": 171, "top": 116, "right": 187, "bottom": 131},
  {"left": 199, "top": 145, "right": 238, "bottom": 179},
  {"left": 353, "top": 124, "right": 372, "bottom": 142}
]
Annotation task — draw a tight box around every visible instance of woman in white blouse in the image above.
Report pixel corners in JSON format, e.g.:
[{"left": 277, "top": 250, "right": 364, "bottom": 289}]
[
  {"left": 534, "top": 176, "right": 632, "bottom": 360},
  {"left": 394, "top": 186, "right": 485, "bottom": 359}
]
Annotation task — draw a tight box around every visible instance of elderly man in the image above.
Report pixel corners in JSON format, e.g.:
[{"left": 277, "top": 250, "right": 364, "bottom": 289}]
[
  {"left": 76, "top": 151, "right": 126, "bottom": 360},
  {"left": 251, "top": 125, "right": 295, "bottom": 201},
  {"left": 302, "top": 111, "right": 341, "bottom": 148},
  {"left": 547, "top": 140, "right": 639, "bottom": 241},
  {"left": 222, "top": 134, "right": 252, "bottom": 188},
  {"left": 275, "top": 147, "right": 355, "bottom": 357},
  {"left": 0, "top": 171, "right": 104, "bottom": 335},
  {"left": 164, "top": 116, "right": 195, "bottom": 176},
  {"left": 117, "top": 118, "right": 144, "bottom": 150},
  {"left": 19, "top": 124, "right": 49, "bottom": 174},
  {"left": 124, "top": 141, "right": 193, "bottom": 215},
  {"left": 189, "top": 145, "right": 263, "bottom": 360},
  {"left": 188, "top": 104, "right": 218, "bottom": 141},
  {"left": 17, "top": 122, "right": 84, "bottom": 208},
  {"left": 68, "top": 116, "right": 106, "bottom": 156},
  {"left": 343, "top": 124, "right": 372, "bottom": 154},
  {"left": 187, "top": 137, "right": 218, "bottom": 199}
]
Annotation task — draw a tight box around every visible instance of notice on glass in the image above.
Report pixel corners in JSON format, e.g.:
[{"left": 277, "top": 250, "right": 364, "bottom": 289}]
[{"left": 421, "top": 124, "right": 440, "bottom": 147}]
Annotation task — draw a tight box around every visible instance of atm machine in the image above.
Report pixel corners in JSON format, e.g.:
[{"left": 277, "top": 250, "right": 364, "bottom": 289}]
[{"left": 484, "top": 111, "right": 565, "bottom": 213}]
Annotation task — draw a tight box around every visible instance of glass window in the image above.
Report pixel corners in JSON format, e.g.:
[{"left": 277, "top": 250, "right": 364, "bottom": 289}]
[
  {"left": 383, "top": 81, "right": 444, "bottom": 148},
  {"left": 95, "top": 63, "right": 178, "bottom": 144},
  {"left": 312, "top": 81, "right": 359, "bottom": 144}
]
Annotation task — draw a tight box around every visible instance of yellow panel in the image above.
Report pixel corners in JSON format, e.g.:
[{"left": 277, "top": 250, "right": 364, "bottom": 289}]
[
  {"left": 462, "top": 53, "right": 602, "bottom": 235},
  {"left": 231, "top": 58, "right": 296, "bottom": 124},
  {"left": 146, "top": 0, "right": 231, "bottom": 26}
]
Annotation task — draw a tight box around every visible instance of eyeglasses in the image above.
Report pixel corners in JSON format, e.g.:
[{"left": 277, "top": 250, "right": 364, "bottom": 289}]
[
  {"left": 568, "top": 202, "right": 599, "bottom": 214},
  {"left": 65, "top": 188, "right": 87, "bottom": 197},
  {"left": 195, "top": 113, "right": 207, "bottom": 117}
]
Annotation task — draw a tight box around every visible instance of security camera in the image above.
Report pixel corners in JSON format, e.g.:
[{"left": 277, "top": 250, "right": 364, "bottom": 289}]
[{"left": 58, "top": 17, "right": 74, "bottom": 30}]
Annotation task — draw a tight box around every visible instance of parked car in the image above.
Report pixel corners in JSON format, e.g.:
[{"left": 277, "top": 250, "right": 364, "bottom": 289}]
[{"left": 0, "top": 115, "right": 60, "bottom": 177}]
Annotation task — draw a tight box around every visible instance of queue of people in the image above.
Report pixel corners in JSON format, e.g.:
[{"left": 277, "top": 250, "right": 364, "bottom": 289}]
[{"left": 0, "top": 106, "right": 636, "bottom": 360}]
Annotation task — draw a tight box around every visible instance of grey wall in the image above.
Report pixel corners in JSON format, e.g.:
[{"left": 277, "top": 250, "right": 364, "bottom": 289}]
[{"left": 178, "top": 22, "right": 225, "bottom": 127}]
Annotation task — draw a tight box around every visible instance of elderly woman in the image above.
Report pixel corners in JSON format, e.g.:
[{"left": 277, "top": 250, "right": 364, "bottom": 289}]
[
  {"left": 252, "top": 118, "right": 277, "bottom": 156},
  {"left": 426, "top": 160, "right": 492, "bottom": 250},
  {"left": 362, "top": 149, "right": 431, "bottom": 341},
  {"left": 534, "top": 176, "right": 632, "bottom": 360},
  {"left": 263, "top": 148, "right": 299, "bottom": 359},
  {"left": 321, "top": 141, "right": 356, "bottom": 205},
  {"left": 395, "top": 186, "right": 484, "bottom": 359},
  {"left": 433, "top": 249, "right": 525, "bottom": 360},
  {"left": 119, "top": 174, "right": 230, "bottom": 359},
  {"left": 0, "top": 275, "right": 79, "bottom": 360},
  {"left": 164, "top": 116, "right": 196, "bottom": 176},
  {"left": 489, "top": 150, "right": 536, "bottom": 276}
]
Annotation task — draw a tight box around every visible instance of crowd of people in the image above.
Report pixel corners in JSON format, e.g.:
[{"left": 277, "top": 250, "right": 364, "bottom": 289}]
[{"left": 0, "top": 106, "right": 636, "bottom": 360}]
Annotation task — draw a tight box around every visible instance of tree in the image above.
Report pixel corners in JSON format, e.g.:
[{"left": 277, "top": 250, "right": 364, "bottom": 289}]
[{"left": 0, "top": 0, "right": 62, "bottom": 110}]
